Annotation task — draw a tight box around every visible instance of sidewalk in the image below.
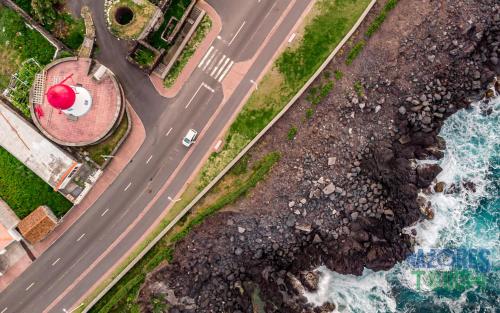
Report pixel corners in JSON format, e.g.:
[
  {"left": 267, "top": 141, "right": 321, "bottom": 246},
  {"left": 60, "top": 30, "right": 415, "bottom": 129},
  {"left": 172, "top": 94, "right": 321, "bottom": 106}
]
[
  {"left": 149, "top": 0, "right": 222, "bottom": 98},
  {"left": 0, "top": 104, "right": 146, "bottom": 292}
]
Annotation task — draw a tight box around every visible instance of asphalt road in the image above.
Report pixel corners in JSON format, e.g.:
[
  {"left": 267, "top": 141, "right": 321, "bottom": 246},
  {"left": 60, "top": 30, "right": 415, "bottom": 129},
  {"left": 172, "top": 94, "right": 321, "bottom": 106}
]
[{"left": 0, "top": 0, "right": 311, "bottom": 312}]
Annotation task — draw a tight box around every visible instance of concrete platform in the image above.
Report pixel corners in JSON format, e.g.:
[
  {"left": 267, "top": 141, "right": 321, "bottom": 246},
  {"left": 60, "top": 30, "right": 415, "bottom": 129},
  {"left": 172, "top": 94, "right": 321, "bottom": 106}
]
[{"left": 32, "top": 58, "right": 123, "bottom": 146}]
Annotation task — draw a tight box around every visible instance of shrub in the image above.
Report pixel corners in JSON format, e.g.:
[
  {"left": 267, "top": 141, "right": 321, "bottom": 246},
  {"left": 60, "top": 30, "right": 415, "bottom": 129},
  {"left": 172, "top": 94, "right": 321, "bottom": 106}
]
[
  {"left": 345, "top": 40, "right": 365, "bottom": 65},
  {"left": 287, "top": 126, "right": 297, "bottom": 140}
]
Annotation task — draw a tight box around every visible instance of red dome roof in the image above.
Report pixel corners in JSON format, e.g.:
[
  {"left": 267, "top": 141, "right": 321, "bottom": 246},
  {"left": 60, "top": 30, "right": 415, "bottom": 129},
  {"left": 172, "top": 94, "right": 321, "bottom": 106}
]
[{"left": 46, "top": 84, "right": 76, "bottom": 110}]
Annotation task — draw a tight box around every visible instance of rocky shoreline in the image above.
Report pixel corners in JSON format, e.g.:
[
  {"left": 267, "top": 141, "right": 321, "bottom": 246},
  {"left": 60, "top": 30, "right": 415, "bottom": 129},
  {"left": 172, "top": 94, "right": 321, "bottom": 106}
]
[{"left": 138, "top": 1, "right": 499, "bottom": 312}]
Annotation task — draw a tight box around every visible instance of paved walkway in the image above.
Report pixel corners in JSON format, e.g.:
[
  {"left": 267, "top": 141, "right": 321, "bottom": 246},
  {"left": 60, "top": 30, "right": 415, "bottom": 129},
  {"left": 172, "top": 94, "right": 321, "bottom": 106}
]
[
  {"left": 149, "top": 0, "right": 222, "bottom": 98},
  {"left": 0, "top": 104, "right": 145, "bottom": 292}
]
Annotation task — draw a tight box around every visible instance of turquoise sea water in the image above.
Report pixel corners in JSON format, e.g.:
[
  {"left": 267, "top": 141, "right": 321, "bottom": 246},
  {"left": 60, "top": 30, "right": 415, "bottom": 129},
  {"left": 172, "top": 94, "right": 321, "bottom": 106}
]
[{"left": 305, "top": 94, "right": 499, "bottom": 312}]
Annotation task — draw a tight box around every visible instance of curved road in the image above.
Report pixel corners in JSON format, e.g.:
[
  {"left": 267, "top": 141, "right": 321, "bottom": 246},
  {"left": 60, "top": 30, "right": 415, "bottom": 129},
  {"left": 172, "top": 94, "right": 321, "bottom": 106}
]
[{"left": 0, "top": 0, "right": 311, "bottom": 312}]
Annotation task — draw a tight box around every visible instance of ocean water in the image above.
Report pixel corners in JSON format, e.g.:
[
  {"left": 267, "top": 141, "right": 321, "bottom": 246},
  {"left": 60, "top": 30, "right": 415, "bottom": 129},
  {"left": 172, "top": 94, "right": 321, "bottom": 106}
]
[{"left": 305, "top": 93, "right": 499, "bottom": 312}]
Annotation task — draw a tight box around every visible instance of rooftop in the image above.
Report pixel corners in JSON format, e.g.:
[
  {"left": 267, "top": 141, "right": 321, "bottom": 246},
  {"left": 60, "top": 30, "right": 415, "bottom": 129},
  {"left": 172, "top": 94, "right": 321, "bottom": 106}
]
[
  {"left": 17, "top": 206, "right": 58, "bottom": 244},
  {"left": 33, "top": 58, "right": 122, "bottom": 146}
]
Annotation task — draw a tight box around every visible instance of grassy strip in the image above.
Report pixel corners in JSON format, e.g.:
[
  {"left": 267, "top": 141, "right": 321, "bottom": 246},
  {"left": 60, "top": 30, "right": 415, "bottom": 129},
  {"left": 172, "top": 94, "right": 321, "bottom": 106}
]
[
  {"left": 86, "top": 114, "right": 129, "bottom": 166},
  {"left": 0, "top": 147, "right": 72, "bottom": 218},
  {"left": 197, "top": 0, "right": 371, "bottom": 188},
  {"left": 345, "top": 0, "right": 399, "bottom": 65},
  {"left": 89, "top": 152, "right": 280, "bottom": 313},
  {"left": 164, "top": 15, "right": 212, "bottom": 88}
]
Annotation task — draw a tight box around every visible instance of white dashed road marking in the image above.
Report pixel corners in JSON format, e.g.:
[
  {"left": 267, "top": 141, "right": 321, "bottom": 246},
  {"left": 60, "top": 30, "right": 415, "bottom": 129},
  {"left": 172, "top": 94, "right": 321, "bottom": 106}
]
[
  {"left": 1, "top": 307, "right": 7, "bottom": 313},
  {"left": 76, "top": 233, "right": 86, "bottom": 242},
  {"left": 124, "top": 182, "right": 132, "bottom": 191},
  {"left": 25, "top": 283, "right": 35, "bottom": 291},
  {"left": 51, "top": 258, "right": 61, "bottom": 266},
  {"left": 146, "top": 155, "right": 153, "bottom": 164},
  {"left": 165, "top": 127, "right": 173, "bottom": 136},
  {"left": 101, "top": 208, "right": 109, "bottom": 216}
]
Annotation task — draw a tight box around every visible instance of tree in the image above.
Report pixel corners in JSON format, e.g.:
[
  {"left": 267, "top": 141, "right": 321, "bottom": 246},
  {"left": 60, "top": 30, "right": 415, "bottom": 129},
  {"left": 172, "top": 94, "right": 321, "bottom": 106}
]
[{"left": 31, "top": 0, "right": 60, "bottom": 27}]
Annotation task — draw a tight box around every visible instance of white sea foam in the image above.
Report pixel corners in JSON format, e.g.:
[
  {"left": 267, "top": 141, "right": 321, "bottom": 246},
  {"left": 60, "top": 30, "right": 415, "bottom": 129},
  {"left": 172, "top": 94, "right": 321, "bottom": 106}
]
[{"left": 305, "top": 95, "right": 499, "bottom": 312}]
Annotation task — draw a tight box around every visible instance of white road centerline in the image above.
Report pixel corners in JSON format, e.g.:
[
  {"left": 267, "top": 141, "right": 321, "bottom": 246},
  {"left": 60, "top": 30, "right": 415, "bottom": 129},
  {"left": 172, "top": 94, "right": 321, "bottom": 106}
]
[
  {"left": 124, "top": 182, "right": 132, "bottom": 191},
  {"left": 198, "top": 46, "right": 214, "bottom": 68},
  {"left": 101, "top": 208, "right": 109, "bottom": 216},
  {"left": 218, "top": 61, "right": 234, "bottom": 82},
  {"left": 25, "top": 282, "right": 35, "bottom": 291},
  {"left": 165, "top": 127, "right": 173, "bottom": 136},
  {"left": 146, "top": 155, "right": 153, "bottom": 164},
  {"left": 229, "top": 21, "right": 246, "bottom": 46},
  {"left": 76, "top": 233, "right": 86, "bottom": 242},
  {"left": 51, "top": 258, "right": 61, "bottom": 266},
  {"left": 1, "top": 307, "right": 7, "bottom": 313}
]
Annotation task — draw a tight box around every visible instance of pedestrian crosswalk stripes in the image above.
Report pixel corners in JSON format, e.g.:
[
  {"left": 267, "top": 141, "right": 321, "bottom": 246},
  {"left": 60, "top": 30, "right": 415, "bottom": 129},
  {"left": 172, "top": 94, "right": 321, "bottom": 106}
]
[{"left": 198, "top": 46, "right": 234, "bottom": 82}]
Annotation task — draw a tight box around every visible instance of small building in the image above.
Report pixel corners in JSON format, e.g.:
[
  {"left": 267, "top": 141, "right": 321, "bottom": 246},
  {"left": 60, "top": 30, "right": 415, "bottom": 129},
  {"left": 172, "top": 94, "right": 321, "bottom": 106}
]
[
  {"left": 17, "top": 206, "right": 58, "bottom": 244},
  {"left": 0, "top": 200, "right": 26, "bottom": 277},
  {"left": 0, "top": 100, "right": 88, "bottom": 202}
]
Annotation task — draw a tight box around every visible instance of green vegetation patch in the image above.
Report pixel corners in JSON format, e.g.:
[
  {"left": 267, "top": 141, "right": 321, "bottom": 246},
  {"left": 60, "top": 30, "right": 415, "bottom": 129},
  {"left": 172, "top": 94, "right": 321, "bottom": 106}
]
[
  {"left": 0, "top": 147, "right": 72, "bottom": 219},
  {"left": 164, "top": 15, "right": 212, "bottom": 88},
  {"left": 86, "top": 114, "right": 129, "bottom": 166},
  {"left": 12, "top": 0, "right": 85, "bottom": 50},
  {"left": 89, "top": 152, "right": 280, "bottom": 313},
  {"left": 345, "top": 0, "right": 400, "bottom": 65},
  {"left": 8, "top": 59, "right": 42, "bottom": 117},
  {"left": 365, "top": 0, "right": 398, "bottom": 37},
  {"left": 147, "top": 0, "right": 192, "bottom": 49},
  {"left": 287, "top": 126, "right": 297, "bottom": 140},
  {"left": 132, "top": 46, "right": 156, "bottom": 68},
  {"left": 345, "top": 39, "right": 365, "bottom": 65},
  {"left": 0, "top": 5, "right": 55, "bottom": 90}
]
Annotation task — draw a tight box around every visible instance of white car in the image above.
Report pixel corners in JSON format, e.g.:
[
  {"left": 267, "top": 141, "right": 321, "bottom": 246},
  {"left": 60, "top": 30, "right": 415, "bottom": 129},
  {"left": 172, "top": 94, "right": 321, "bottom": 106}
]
[{"left": 182, "top": 129, "right": 198, "bottom": 147}]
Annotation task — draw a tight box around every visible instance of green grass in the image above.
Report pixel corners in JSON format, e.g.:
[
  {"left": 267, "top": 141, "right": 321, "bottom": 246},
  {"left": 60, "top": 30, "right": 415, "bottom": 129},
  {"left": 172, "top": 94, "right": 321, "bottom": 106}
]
[
  {"left": 197, "top": 0, "right": 371, "bottom": 189},
  {"left": 365, "top": 0, "right": 398, "bottom": 37},
  {"left": 345, "top": 39, "right": 365, "bottom": 65},
  {"left": 354, "top": 80, "right": 364, "bottom": 97},
  {"left": 133, "top": 47, "right": 156, "bottom": 68},
  {"left": 344, "top": 0, "right": 400, "bottom": 65},
  {"left": 12, "top": 0, "right": 85, "bottom": 50},
  {"left": 287, "top": 126, "right": 297, "bottom": 140},
  {"left": 89, "top": 152, "right": 280, "bottom": 313},
  {"left": 164, "top": 15, "right": 211, "bottom": 88},
  {"left": 148, "top": 0, "right": 193, "bottom": 49},
  {"left": 0, "top": 5, "right": 55, "bottom": 90},
  {"left": 0, "top": 147, "right": 72, "bottom": 219},
  {"left": 86, "top": 115, "right": 129, "bottom": 166},
  {"left": 334, "top": 69, "right": 343, "bottom": 80}
]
